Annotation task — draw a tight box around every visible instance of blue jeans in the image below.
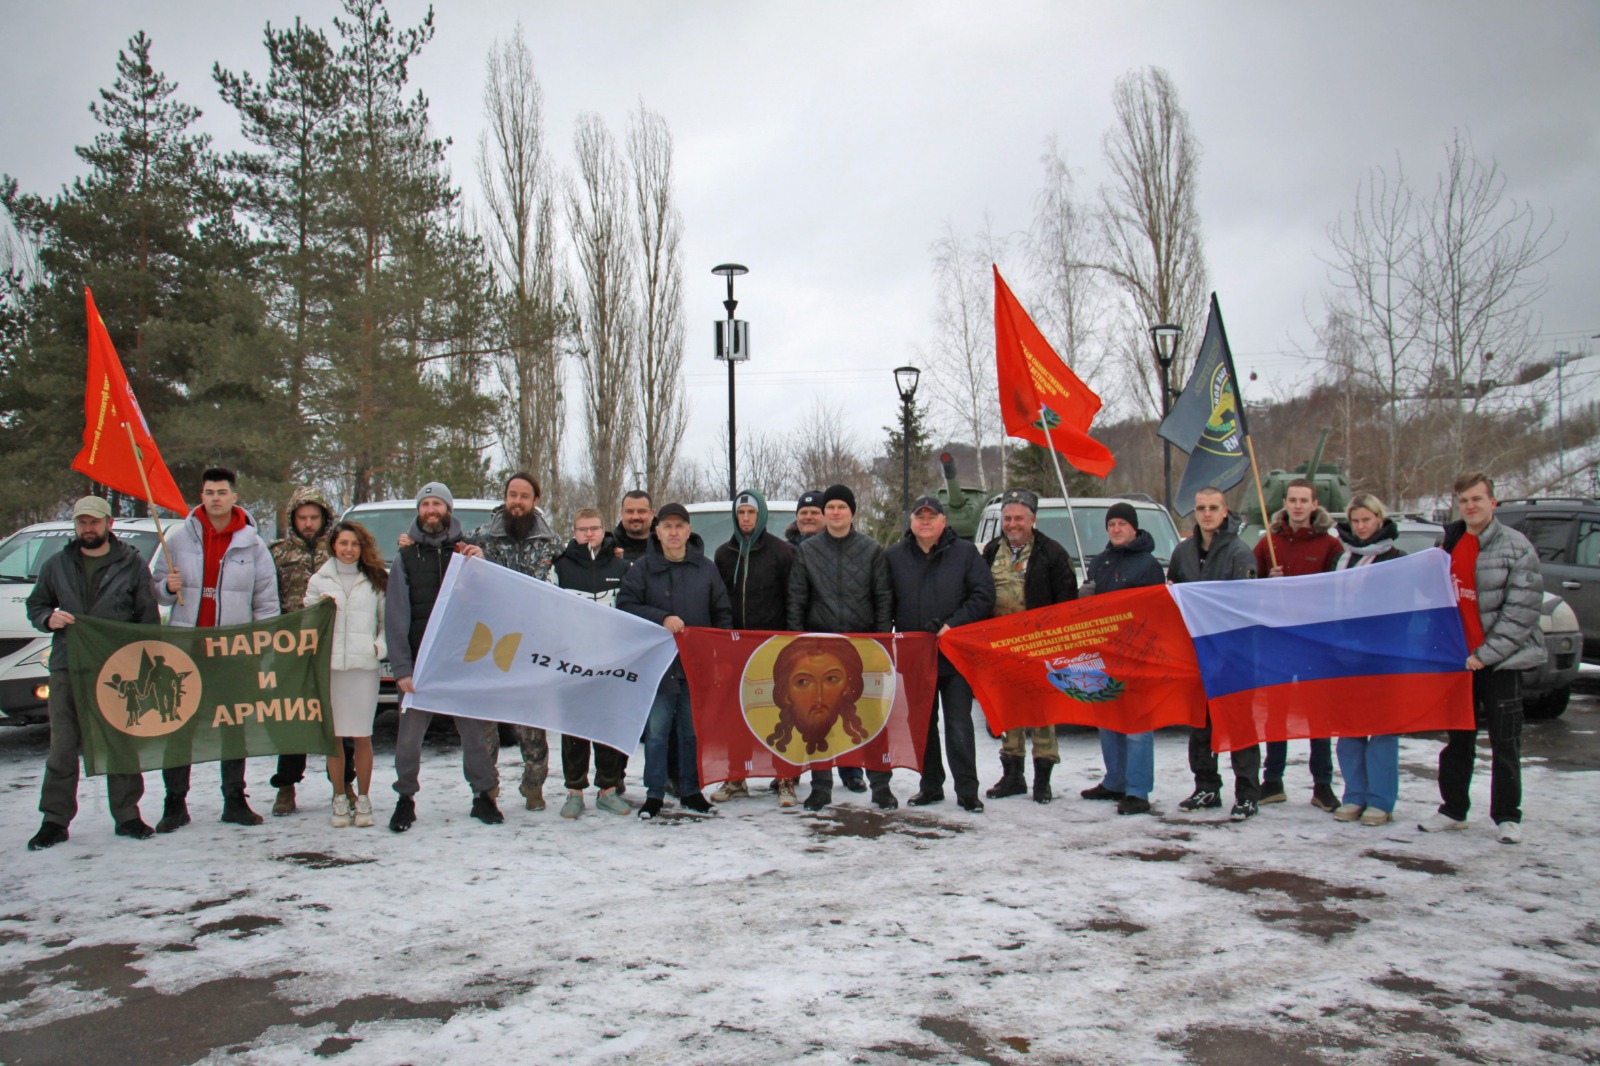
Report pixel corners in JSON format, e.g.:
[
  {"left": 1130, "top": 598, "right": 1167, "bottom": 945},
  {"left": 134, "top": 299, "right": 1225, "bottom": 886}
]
[
  {"left": 1336, "top": 735, "right": 1399, "bottom": 813},
  {"left": 1263, "top": 738, "right": 1333, "bottom": 785},
  {"left": 1098, "top": 729, "right": 1155, "bottom": 800},
  {"left": 644, "top": 688, "right": 700, "bottom": 800}
]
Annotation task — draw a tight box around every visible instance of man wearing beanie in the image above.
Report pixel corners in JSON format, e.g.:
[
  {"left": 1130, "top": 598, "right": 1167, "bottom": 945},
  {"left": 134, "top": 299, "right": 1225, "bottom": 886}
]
[
  {"left": 386, "top": 481, "right": 503, "bottom": 831},
  {"left": 786, "top": 489, "right": 826, "bottom": 545},
  {"left": 979, "top": 488, "right": 1078, "bottom": 803},
  {"left": 1080, "top": 501, "right": 1166, "bottom": 815},
  {"left": 787, "top": 483, "right": 895, "bottom": 810}
]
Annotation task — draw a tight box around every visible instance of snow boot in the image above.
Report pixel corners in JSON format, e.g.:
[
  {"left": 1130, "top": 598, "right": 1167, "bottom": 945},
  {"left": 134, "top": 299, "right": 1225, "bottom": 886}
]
[
  {"left": 985, "top": 755, "right": 1028, "bottom": 799},
  {"left": 221, "top": 789, "right": 264, "bottom": 826},
  {"left": 1032, "top": 759, "right": 1055, "bottom": 804},
  {"left": 156, "top": 794, "right": 190, "bottom": 833},
  {"left": 272, "top": 786, "right": 297, "bottom": 816}
]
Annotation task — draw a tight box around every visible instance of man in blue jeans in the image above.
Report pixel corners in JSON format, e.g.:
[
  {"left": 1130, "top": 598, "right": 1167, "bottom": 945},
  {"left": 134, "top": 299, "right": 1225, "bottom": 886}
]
[{"left": 617, "top": 503, "right": 733, "bottom": 819}]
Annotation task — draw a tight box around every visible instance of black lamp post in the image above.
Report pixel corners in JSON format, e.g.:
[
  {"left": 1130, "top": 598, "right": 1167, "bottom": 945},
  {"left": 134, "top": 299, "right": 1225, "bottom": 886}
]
[
  {"left": 712, "top": 263, "right": 749, "bottom": 501},
  {"left": 1150, "top": 323, "right": 1182, "bottom": 512},
  {"left": 894, "top": 365, "right": 921, "bottom": 525}
]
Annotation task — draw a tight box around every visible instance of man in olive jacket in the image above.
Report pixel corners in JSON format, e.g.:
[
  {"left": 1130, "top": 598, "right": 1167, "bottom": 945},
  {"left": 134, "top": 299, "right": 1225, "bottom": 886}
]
[
  {"left": 786, "top": 484, "right": 893, "bottom": 809},
  {"left": 25, "top": 497, "right": 161, "bottom": 849},
  {"left": 888, "top": 496, "right": 996, "bottom": 812}
]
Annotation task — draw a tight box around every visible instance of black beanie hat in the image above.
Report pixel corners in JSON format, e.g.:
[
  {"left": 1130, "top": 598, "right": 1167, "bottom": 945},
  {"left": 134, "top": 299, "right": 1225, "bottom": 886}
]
[
  {"left": 1105, "top": 502, "right": 1140, "bottom": 531},
  {"left": 797, "top": 489, "right": 825, "bottom": 511},
  {"left": 822, "top": 484, "right": 856, "bottom": 515}
]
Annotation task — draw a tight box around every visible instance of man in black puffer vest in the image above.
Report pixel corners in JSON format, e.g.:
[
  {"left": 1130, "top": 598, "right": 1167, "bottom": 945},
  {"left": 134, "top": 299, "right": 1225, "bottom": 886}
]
[{"left": 385, "top": 482, "right": 501, "bottom": 832}]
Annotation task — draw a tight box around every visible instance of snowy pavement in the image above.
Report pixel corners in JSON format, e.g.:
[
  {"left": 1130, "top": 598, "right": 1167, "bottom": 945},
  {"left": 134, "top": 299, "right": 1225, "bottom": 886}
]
[{"left": 1, "top": 701, "right": 1599, "bottom": 1065}]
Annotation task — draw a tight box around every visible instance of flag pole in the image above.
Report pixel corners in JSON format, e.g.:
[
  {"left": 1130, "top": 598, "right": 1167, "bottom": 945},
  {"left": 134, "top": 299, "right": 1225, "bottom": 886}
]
[
  {"left": 1037, "top": 406, "right": 1089, "bottom": 568},
  {"left": 123, "top": 421, "right": 184, "bottom": 606},
  {"left": 1244, "top": 434, "right": 1278, "bottom": 572}
]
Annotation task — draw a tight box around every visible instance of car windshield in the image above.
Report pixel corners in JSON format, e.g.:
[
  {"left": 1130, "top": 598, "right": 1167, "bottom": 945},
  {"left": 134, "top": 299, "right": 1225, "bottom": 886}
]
[
  {"left": 1032, "top": 505, "right": 1181, "bottom": 564},
  {"left": 1393, "top": 530, "right": 1442, "bottom": 556},
  {"left": 0, "top": 527, "right": 162, "bottom": 582},
  {"left": 690, "top": 509, "right": 798, "bottom": 551},
  {"left": 343, "top": 507, "right": 497, "bottom": 565}
]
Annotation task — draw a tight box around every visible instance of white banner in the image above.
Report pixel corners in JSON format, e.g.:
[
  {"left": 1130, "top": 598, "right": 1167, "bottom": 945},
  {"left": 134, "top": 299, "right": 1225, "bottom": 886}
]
[{"left": 407, "top": 555, "right": 678, "bottom": 753}]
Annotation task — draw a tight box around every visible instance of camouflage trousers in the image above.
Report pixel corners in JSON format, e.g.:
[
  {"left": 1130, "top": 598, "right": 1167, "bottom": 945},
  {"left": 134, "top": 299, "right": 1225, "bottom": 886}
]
[
  {"left": 516, "top": 725, "right": 548, "bottom": 790},
  {"left": 998, "top": 726, "right": 1060, "bottom": 763}
]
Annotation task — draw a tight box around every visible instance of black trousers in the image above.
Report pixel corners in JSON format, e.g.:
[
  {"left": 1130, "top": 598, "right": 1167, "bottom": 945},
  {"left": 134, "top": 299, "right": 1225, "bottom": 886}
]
[
  {"left": 272, "top": 743, "right": 357, "bottom": 788},
  {"left": 1438, "top": 668, "right": 1522, "bottom": 824},
  {"left": 164, "top": 758, "right": 246, "bottom": 796},
  {"left": 562, "top": 735, "right": 627, "bottom": 791},
  {"left": 1188, "top": 710, "right": 1261, "bottom": 803},
  {"left": 918, "top": 672, "right": 980, "bottom": 800}
]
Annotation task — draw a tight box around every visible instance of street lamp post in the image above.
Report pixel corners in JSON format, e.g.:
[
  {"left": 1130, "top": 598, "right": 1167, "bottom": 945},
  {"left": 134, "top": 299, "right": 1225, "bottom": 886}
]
[
  {"left": 894, "top": 365, "right": 921, "bottom": 526},
  {"left": 1149, "top": 323, "right": 1183, "bottom": 512},
  {"left": 1553, "top": 349, "right": 1588, "bottom": 489},
  {"left": 712, "top": 263, "right": 749, "bottom": 501}
]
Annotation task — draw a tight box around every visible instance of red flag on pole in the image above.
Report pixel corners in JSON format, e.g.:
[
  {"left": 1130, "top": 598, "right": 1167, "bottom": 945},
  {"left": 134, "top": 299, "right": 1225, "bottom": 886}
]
[
  {"left": 993, "top": 265, "right": 1115, "bottom": 477},
  {"left": 71, "top": 287, "right": 188, "bottom": 514}
]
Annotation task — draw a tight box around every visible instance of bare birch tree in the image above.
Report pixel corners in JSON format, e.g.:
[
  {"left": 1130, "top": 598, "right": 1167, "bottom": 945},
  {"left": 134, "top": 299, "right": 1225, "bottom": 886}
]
[
  {"left": 627, "top": 103, "right": 687, "bottom": 504},
  {"left": 1029, "top": 139, "right": 1115, "bottom": 403},
  {"left": 1098, "top": 66, "right": 1209, "bottom": 418},
  {"left": 477, "top": 25, "right": 566, "bottom": 499},
  {"left": 924, "top": 220, "right": 1007, "bottom": 489},
  {"left": 566, "top": 112, "right": 636, "bottom": 523}
]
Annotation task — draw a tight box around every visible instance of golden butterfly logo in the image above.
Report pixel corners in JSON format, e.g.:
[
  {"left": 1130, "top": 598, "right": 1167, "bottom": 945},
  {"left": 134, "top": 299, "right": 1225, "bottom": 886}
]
[{"left": 464, "top": 622, "right": 521, "bottom": 672}]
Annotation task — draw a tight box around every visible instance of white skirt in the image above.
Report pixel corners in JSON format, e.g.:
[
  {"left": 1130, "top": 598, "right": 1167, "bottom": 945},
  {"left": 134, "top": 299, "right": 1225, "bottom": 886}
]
[{"left": 330, "top": 668, "right": 380, "bottom": 737}]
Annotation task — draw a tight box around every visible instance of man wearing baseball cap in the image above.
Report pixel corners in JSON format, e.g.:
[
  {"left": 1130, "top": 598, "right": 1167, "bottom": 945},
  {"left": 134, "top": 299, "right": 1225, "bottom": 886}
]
[
  {"left": 26, "top": 497, "right": 162, "bottom": 849},
  {"left": 979, "top": 487, "right": 1078, "bottom": 803},
  {"left": 889, "top": 495, "right": 996, "bottom": 811}
]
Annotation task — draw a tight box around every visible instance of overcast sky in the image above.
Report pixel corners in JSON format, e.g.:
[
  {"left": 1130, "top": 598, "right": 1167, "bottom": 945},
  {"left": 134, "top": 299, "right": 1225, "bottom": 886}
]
[{"left": 6, "top": 1, "right": 1599, "bottom": 489}]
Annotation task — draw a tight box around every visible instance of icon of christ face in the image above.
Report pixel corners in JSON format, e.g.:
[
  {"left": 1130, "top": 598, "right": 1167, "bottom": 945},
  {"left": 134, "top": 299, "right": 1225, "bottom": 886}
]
[{"left": 767, "top": 637, "right": 868, "bottom": 756}]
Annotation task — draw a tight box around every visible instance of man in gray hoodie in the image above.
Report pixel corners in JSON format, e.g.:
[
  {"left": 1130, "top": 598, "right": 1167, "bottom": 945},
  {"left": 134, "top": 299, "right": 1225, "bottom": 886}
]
[{"left": 385, "top": 482, "right": 502, "bottom": 832}]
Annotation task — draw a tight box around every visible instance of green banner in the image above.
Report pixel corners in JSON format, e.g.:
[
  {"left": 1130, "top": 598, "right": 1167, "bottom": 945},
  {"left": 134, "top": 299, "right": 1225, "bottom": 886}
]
[{"left": 68, "top": 602, "right": 337, "bottom": 776}]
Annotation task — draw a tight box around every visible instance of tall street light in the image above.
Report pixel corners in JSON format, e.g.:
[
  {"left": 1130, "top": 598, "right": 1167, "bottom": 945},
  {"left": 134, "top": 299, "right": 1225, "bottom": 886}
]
[
  {"left": 712, "top": 263, "right": 749, "bottom": 501},
  {"left": 894, "top": 365, "right": 921, "bottom": 526},
  {"left": 1149, "top": 323, "right": 1183, "bottom": 512},
  {"left": 1554, "top": 349, "right": 1588, "bottom": 488}
]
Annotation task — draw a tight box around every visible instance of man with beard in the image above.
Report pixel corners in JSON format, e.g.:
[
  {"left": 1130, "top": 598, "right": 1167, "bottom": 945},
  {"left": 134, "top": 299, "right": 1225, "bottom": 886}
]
[
  {"left": 466, "top": 473, "right": 561, "bottom": 812},
  {"left": 785, "top": 489, "right": 825, "bottom": 545},
  {"left": 613, "top": 491, "right": 654, "bottom": 562},
  {"left": 386, "top": 482, "right": 502, "bottom": 832},
  {"left": 787, "top": 484, "right": 895, "bottom": 810},
  {"left": 152, "top": 467, "right": 280, "bottom": 831},
  {"left": 886, "top": 496, "right": 996, "bottom": 812},
  {"left": 711, "top": 489, "right": 797, "bottom": 806},
  {"left": 266, "top": 485, "right": 349, "bottom": 816},
  {"left": 979, "top": 488, "right": 1078, "bottom": 803},
  {"left": 26, "top": 497, "right": 161, "bottom": 849},
  {"left": 550, "top": 508, "right": 633, "bottom": 818}
]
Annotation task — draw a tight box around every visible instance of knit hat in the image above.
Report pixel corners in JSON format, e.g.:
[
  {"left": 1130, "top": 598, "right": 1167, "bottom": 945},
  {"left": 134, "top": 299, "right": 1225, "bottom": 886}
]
[
  {"left": 797, "top": 489, "right": 825, "bottom": 512},
  {"left": 416, "top": 482, "right": 454, "bottom": 508},
  {"left": 1105, "top": 501, "right": 1140, "bottom": 530},
  {"left": 654, "top": 502, "right": 691, "bottom": 526},
  {"left": 1000, "top": 488, "right": 1038, "bottom": 514},
  {"left": 822, "top": 484, "right": 856, "bottom": 515}
]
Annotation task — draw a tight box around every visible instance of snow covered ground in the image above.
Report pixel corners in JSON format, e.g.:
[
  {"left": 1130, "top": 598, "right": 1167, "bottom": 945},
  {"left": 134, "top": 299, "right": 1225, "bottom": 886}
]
[{"left": 2, "top": 704, "right": 1599, "bottom": 1065}]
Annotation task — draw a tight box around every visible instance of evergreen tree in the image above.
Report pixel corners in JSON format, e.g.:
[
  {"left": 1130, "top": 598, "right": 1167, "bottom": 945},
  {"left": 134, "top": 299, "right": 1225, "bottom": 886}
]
[
  {"left": 865, "top": 396, "right": 937, "bottom": 544},
  {"left": 1004, "top": 442, "right": 1101, "bottom": 500}
]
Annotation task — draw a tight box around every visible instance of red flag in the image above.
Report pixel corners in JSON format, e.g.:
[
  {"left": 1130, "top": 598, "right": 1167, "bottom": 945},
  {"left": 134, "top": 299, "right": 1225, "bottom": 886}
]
[
  {"left": 939, "top": 585, "right": 1206, "bottom": 734},
  {"left": 993, "top": 265, "right": 1115, "bottom": 477},
  {"left": 678, "top": 629, "right": 939, "bottom": 785},
  {"left": 71, "top": 288, "right": 188, "bottom": 514}
]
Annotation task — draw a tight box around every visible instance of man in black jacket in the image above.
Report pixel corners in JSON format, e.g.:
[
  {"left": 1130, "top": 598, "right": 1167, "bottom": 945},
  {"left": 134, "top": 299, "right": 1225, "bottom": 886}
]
[
  {"left": 25, "top": 497, "right": 161, "bottom": 849},
  {"left": 712, "top": 489, "right": 796, "bottom": 805},
  {"left": 785, "top": 489, "right": 825, "bottom": 545},
  {"left": 613, "top": 490, "right": 654, "bottom": 562},
  {"left": 551, "top": 508, "right": 633, "bottom": 818},
  {"left": 888, "top": 496, "right": 996, "bottom": 812},
  {"left": 978, "top": 488, "right": 1078, "bottom": 802},
  {"left": 385, "top": 482, "right": 502, "bottom": 832},
  {"left": 787, "top": 483, "right": 894, "bottom": 809},
  {"left": 618, "top": 504, "right": 733, "bottom": 819}
]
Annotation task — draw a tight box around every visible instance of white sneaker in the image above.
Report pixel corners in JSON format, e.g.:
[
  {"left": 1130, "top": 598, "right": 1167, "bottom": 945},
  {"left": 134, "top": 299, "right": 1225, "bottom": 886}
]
[
  {"left": 1359, "top": 808, "right": 1391, "bottom": 826},
  {"left": 331, "top": 795, "right": 352, "bottom": 828},
  {"left": 1496, "top": 821, "right": 1522, "bottom": 844},
  {"left": 711, "top": 779, "right": 750, "bottom": 803},
  {"left": 1417, "top": 812, "right": 1467, "bottom": 833},
  {"left": 1332, "top": 803, "right": 1364, "bottom": 822},
  {"left": 353, "top": 795, "right": 373, "bottom": 828}
]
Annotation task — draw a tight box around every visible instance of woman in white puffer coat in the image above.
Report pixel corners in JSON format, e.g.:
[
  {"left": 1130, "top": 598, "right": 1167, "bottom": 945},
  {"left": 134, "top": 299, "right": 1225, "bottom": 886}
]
[{"left": 304, "top": 521, "right": 387, "bottom": 828}]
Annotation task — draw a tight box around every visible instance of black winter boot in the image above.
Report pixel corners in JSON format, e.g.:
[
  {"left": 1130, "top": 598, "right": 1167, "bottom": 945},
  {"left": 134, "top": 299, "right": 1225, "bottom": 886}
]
[
  {"left": 220, "top": 789, "right": 264, "bottom": 826},
  {"left": 1032, "top": 759, "right": 1055, "bottom": 804},
  {"left": 985, "top": 755, "right": 1028, "bottom": 799},
  {"left": 156, "top": 794, "right": 191, "bottom": 833}
]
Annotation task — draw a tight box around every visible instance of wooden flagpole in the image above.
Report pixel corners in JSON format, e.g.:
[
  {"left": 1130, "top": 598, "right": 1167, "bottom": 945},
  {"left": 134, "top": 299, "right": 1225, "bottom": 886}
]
[
  {"left": 1037, "top": 406, "right": 1090, "bottom": 568},
  {"left": 124, "top": 421, "right": 184, "bottom": 606},
  {"left": 1244, "top": 435, "right": 1278, "bottom": 572}
]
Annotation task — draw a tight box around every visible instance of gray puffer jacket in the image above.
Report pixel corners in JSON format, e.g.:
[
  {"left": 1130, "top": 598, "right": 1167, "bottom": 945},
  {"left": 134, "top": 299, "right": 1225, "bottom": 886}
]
[
  {"left": 1441, "top": 518, "right": 1546, "bottom": 671},
  {"left": 1166, "top": 510, "right": 1258, "bottom": 583},
  {"left": 152, "top": 508, "right": 280, "bottom": 626},
  {"left": 467, "top": 505, "right": 560, "bottom": 580},
  {"left": 787, "top": 527, "right": 893, "bottom": 633}
]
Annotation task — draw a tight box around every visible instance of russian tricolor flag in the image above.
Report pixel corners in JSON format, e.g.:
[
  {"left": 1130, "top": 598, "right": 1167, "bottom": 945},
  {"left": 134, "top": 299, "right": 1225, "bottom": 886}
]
[{"left": 1168, "top": 550, "right": 1475, "bottom": 752}]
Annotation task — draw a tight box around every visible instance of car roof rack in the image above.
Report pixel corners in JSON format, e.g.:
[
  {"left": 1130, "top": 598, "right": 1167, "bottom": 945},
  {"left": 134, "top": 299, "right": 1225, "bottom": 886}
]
[{"left": 1498, "top": 497, "right": 1597, "bottom": 506}]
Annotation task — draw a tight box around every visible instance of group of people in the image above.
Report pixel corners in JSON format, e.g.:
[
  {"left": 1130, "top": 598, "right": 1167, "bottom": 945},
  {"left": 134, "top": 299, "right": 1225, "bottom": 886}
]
[{"left": 24, "top": 463, "right": 1542, "bottom": 849}]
